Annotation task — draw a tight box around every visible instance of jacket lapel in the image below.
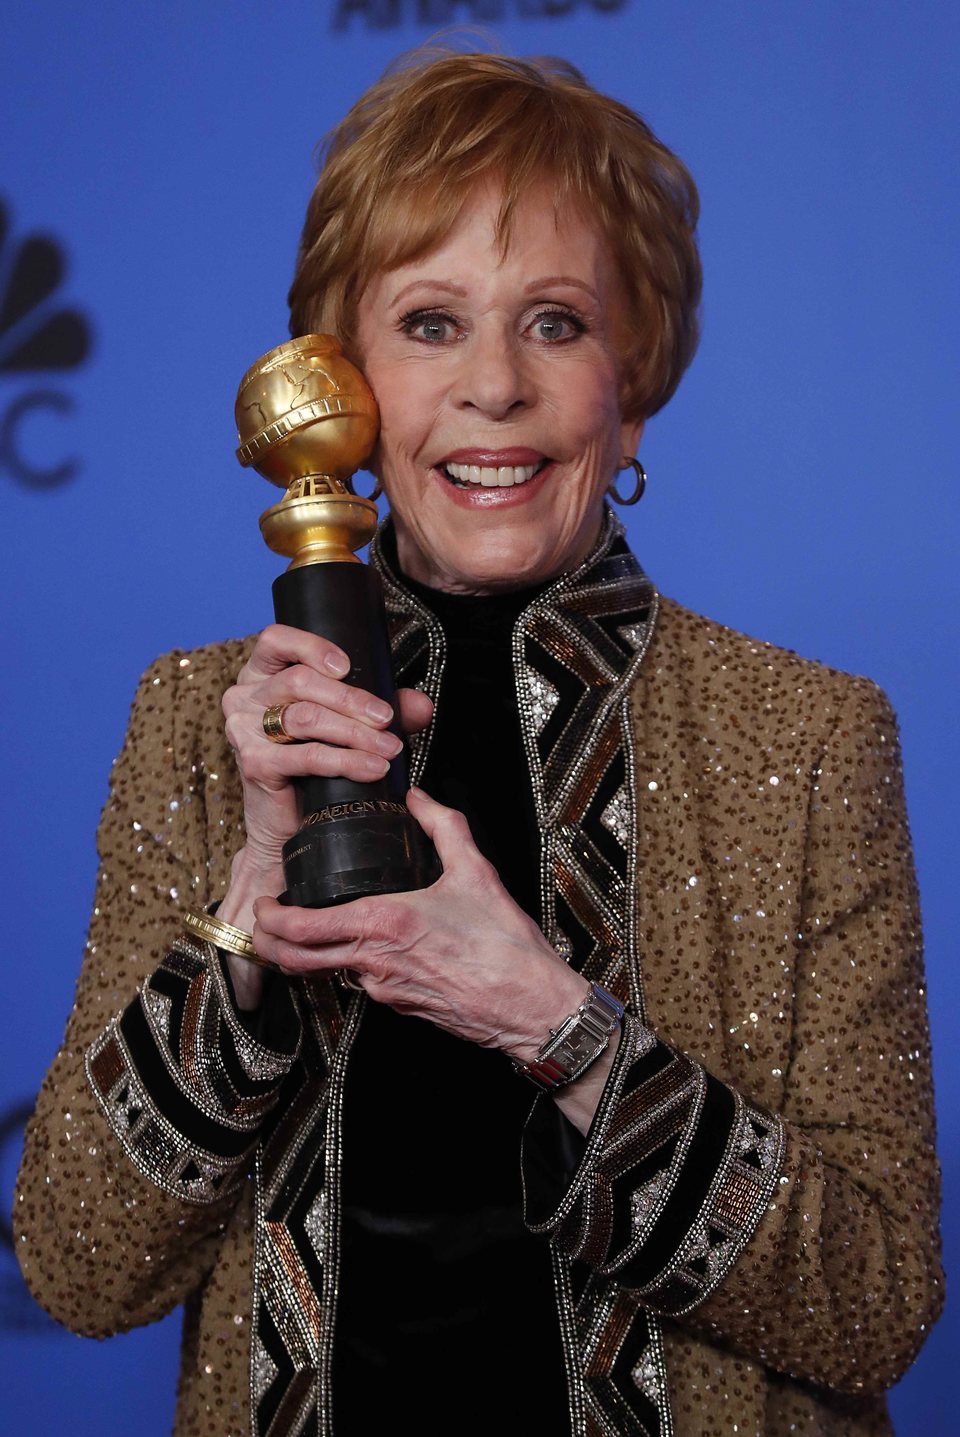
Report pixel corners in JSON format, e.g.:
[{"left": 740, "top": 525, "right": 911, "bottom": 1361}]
[{"left": 372, "top": 513, "right": 672, "bottom": 1437}]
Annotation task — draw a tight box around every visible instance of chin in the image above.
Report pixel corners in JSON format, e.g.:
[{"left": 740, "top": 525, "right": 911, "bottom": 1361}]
[
  {"left": 394, "top": 505, "right": 603, "bottom": 594},
  {"left": 436, "top": 540, "right": 576, "bottom": 594}
]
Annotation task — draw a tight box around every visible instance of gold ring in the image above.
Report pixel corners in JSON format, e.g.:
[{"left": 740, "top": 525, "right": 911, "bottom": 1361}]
[{"left": 262, "top": 702, "right": 296, "bottom": 744}]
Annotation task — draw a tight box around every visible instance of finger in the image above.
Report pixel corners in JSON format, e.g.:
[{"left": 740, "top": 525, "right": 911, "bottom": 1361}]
[
  {"left": 254, "top": 925, "right": 356, "bottom": 975},
  {"left": 254, "top": 902, "right": 380, "bottom": 975},
  {"left": 239, "top": 624, "right": 351, "bottom": 684},
  {"left": 241, "top": 738, "right": 392, "bottom": 787},
  {"left": 252, "top": 899, "right": 337, "bottom": 972},
  {"left": 255, "top": 664, "right": 395, "bottom": 728},
  {"left": 257, "top": 699, "right": 402, "bottom": 761},
  {"left": 254, "top": 894, "right": 416, "bottom": 962},
  {"left": 255, "top": 894, "right": 376, "bottom": 946},
  {"left": 225, "top": 695, "right": 397, "bottom": 773},
  {"left": 396, "top": 688, "right": 434, "bottom": 735},
  {"left": 406, "top": 787, "right": 487, "bottom": 876}
]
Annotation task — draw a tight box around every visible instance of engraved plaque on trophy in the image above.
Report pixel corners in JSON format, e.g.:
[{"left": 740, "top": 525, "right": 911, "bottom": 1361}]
[{"left": 235, "top": 334, "right": 439, "bottom": 908}]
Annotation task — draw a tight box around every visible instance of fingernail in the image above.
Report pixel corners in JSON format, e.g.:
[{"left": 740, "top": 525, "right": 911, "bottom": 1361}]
[
  {"left": 366, "top": 699, "right": 393, "bottom": 723},
  {"left": 409, "top": 785, "right": 425, "bottom": 798},
  {"left": 325, "top": 651, "right": 350, "bottom": 677}
]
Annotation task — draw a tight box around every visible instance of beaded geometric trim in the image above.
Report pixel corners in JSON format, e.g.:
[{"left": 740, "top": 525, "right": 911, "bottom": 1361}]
[
  {"left": 242, "top": 511, "right": 785, "bottom": 1436},
  {"left": 86, "top": 936, "right": 300, "bottom": 1206},
  {"left": 537, "top": 1033, "right": 785, "bottom": 1316},
  {"left": 249, "top": 964, "right": 355, "bottom": 1437},
  {"left": 506, "top": 511, "right": 783, "bottom": 1426},
  {"left": 373, "top": 513, "right": 668, "bottom": 1435}
]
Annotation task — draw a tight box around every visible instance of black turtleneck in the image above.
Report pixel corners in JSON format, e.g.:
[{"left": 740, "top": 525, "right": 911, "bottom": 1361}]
[
  {"left": 402, "top": 571, "right": 547, "bottom": 917},
  {"left": 332, "top": 573, "right": 571, "bottom": 1435}
]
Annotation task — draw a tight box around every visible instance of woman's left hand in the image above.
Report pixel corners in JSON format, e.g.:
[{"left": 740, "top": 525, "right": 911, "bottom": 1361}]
[{"left": 252, "top": 787, "right": 589, "bottom": 1065}]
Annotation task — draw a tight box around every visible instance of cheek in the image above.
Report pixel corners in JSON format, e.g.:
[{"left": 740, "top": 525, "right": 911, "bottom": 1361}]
[
  {"left": 369, "top": 403, "right": 419, "bottom": 486},
  {"left": 550, "top": 353, "right": 622, "bottom": 435},
  {"left": 371, "top": 371, "right": 441, "bottom": 469},
  {"left": 566, "top": 379, "right": 626, "bottom": 472}
]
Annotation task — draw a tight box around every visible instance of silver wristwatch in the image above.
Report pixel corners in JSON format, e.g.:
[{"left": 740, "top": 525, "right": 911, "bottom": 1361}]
[{"left": 515, "top": 983, "right": 625, "bottom": 1091}]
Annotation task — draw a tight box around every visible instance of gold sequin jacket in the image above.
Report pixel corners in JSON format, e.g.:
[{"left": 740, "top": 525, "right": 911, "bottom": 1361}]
[{"left": 16, "top": 518, "right": 942, "bottom": 1436}]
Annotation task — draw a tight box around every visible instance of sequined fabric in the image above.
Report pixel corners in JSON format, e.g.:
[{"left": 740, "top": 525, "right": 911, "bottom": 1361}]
[{"left": 14, "top": 518, "right": 942, "bottom": 1436}]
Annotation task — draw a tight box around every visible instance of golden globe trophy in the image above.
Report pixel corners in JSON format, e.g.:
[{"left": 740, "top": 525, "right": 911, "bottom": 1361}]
[{"left": 235, "top": 334, "right": 439, "bottom": 907}]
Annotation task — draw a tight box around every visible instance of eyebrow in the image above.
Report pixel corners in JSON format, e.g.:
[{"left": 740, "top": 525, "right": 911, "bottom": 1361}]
[
  {"left": 388, "top": 274, "right": 601, "bottom": 308},
  {"left": 389, "top": 279, "right": 468, "bottom": 307},
  {"left": 524, "top": 275, "right": 601, "bottom": 303}
]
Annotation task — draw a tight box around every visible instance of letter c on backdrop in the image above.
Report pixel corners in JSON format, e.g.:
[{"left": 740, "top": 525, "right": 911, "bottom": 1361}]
[{"left": 0, "top": 390, "right": 77, "bottom": 487}]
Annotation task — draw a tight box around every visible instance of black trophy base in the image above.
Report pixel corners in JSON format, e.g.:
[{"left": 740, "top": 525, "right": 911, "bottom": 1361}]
[
  {"left": 280, "top": 799, "right": 439, "bottom": 908},
  {"left": 272, "top": 559, "right": 440, "bottom": 909}
]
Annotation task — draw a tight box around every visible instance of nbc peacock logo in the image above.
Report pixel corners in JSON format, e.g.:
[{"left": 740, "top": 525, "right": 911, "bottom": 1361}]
[{"left": 0, "top": 197, "right": 93, "bottom": 488}]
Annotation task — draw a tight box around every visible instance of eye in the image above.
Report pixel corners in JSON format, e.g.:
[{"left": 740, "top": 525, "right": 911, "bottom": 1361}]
[
  {"left": 530, "top": 308, "right": 586, "bottom": 343},
  {"left": 398, "top": 309, "right": 460, "bottom": 344}
]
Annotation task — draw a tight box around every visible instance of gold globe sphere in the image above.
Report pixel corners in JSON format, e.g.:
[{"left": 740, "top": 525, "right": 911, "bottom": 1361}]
[{"left": 235, "top": 334, "right": 378, "bottom": 487}]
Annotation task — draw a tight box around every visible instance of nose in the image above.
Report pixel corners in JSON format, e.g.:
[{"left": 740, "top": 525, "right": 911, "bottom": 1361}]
[{"left": 451, "top": 325, "right": 535, "bottom": 421}]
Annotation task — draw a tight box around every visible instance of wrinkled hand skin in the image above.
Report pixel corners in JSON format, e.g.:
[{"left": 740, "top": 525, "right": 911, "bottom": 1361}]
[{"left": 253, "top": 785, "right": 590, "bottom": 1069}]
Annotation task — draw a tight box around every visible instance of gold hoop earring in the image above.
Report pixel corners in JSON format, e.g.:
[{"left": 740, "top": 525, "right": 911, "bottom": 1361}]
[
  {"left": 608, "top": 458, "right": 647, "bottom": 507},
  {"left": 353, "top": 476, "right": 382, "bottom": 503}
]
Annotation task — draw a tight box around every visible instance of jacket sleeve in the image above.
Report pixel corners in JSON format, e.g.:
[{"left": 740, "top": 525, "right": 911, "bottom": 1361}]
[
  {"left": 14, "top": 653, "right": 302, "bottom": 1338},
  {"left": 521, "top": 677, "right": 943, "bottom": 1396}
]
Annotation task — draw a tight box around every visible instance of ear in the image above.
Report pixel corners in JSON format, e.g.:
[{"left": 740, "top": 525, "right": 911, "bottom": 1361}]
[{"left": 619, "top": 416, "right": 645, "bottom": 462}]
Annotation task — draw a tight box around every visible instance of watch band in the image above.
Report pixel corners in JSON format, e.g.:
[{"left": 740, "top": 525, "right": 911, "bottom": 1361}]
[{"left": 515, "top": 983, "right": 625, "bottom": 1091}]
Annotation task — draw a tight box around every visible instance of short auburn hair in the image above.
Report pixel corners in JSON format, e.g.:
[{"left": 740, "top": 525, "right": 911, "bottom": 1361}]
[{"left": 288, "top": 51, "right": 701, "bottom": 422}]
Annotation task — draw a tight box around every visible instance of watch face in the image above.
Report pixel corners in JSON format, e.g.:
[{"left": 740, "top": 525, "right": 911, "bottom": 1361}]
[{"left": 518, "top": 985, "right": 624, "bottom": 1089}]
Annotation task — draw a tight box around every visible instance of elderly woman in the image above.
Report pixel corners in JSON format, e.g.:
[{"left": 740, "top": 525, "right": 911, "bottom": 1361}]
[{"left": 16, "top": 51, "right": 940, "bottom": 1437}]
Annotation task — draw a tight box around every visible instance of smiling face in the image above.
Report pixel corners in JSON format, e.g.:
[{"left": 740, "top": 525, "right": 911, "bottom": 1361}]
[{"left": 354, "top": 180, "right": 644, "bottom": 594}]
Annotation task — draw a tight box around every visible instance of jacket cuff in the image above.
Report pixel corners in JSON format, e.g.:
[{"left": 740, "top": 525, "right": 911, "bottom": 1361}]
[
  {"left": 522, "top": 1013, "right": 784, "bottom": 1315},
  {"left": 85, "top": 935, "right": 301, "bottom": 1205}
]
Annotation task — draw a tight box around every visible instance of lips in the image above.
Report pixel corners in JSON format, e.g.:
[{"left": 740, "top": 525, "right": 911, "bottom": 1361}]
[{"left": 436, "top": 448, "right": 549, "bottom": 490}]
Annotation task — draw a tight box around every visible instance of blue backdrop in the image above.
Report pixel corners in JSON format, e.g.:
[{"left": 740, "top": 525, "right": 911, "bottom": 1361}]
[{"left": 2, "top": 3, "right": 956, "bottom": 1432}]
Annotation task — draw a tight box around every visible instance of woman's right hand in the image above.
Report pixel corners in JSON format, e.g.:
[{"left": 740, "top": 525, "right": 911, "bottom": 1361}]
[{"left": 215, "top": 624, "right": 434, "bottom": 1006}]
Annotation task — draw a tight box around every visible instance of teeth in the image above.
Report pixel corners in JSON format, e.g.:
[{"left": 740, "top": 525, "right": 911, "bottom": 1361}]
[{"left": 444, "top": 462, "right": 540, "bottom": 487}]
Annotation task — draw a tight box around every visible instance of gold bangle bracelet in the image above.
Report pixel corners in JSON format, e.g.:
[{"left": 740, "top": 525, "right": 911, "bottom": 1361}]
[{"left": 182, "top": 907, "right": 264, "bottom": 964}]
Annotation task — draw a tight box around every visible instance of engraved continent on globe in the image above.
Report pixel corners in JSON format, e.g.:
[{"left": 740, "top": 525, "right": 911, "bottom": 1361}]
[{"left": 235, "top": 334, "right": 379, "bottom": 489}]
